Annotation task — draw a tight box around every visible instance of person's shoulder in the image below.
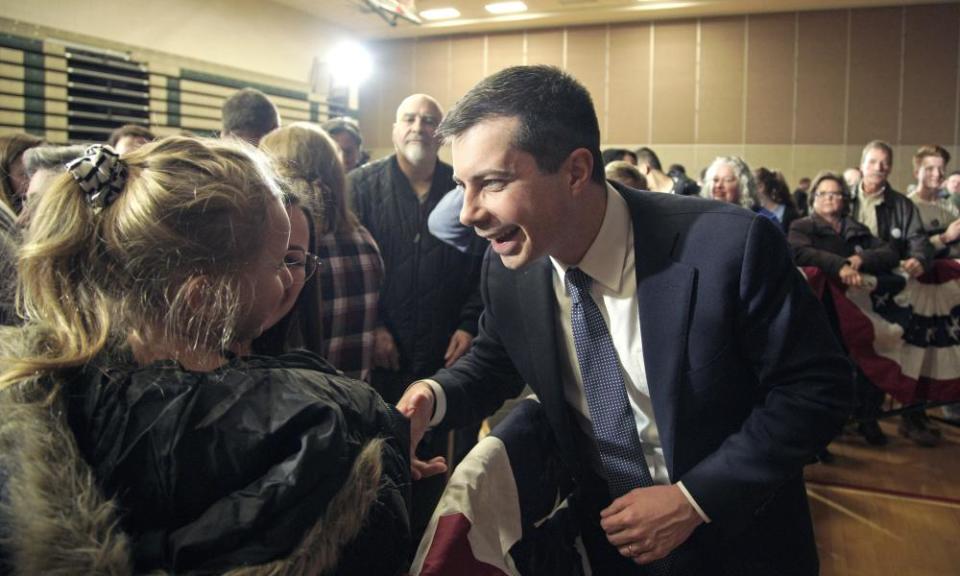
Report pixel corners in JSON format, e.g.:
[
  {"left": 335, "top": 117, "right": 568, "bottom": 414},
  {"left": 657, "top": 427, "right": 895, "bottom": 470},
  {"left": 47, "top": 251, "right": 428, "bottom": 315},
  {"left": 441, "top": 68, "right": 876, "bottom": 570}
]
[
  {"left": 621, "top": 187, "right": 756, "bottom": 228},
  {"left": 349, "top": 156, "right": 394, "bottom": 190}
]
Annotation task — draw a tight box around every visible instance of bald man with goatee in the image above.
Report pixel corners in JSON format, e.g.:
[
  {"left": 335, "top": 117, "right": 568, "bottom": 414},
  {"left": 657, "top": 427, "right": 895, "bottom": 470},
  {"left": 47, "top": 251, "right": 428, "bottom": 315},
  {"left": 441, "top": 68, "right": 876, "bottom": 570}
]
[{"left": 349, "top": 94, "right": 484, "bottom": 538}]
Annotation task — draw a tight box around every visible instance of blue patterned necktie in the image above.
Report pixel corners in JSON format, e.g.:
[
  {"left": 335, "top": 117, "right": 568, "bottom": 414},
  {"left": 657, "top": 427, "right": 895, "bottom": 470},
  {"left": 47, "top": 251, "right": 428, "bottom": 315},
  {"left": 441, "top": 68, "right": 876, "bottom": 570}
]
[{"left": 566, "top": 267, "right": 671, "bottom": 575}]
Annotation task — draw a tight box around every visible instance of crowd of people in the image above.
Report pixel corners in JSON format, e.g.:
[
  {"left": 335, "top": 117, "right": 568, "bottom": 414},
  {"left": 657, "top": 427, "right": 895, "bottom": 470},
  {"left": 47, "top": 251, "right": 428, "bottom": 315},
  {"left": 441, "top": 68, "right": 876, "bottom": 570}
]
[{"left": 0, "top": 65, "right": 955, "bottom": 575}]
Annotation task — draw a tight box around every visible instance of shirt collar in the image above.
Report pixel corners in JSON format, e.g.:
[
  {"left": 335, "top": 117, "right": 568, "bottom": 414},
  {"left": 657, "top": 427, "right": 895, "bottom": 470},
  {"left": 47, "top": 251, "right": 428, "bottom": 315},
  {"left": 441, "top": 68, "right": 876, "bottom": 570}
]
[
  {"left": 551, "top": 183, "right": 631, "bottom": 293},
  {"left": 857, "top": 181, "right": 887, "bottom": 203}
]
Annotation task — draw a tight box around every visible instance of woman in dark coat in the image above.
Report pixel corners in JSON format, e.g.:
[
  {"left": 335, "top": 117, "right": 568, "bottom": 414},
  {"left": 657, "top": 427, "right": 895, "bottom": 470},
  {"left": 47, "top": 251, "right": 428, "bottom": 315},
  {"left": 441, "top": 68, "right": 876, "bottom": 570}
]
[
  {"left": 788, "top": 171, "right": 899, "bottom": 286},
  {"left": 788, "top": 170, "right": 900, "bottom": 449}
]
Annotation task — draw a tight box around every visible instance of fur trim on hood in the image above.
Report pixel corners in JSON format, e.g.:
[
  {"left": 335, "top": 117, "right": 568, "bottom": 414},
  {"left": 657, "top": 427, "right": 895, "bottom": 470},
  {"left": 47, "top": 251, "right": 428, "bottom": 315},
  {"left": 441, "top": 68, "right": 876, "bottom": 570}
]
[{"left": 0, "top": 380, "right": 385, "bottom": 576}]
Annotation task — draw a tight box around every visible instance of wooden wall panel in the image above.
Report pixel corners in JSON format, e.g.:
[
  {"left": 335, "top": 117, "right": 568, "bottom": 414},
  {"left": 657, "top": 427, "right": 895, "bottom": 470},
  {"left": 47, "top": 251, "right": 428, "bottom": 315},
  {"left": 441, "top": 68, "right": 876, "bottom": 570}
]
[
  {"left": 487, "top": 32, "right": 524, "bottom": 73},
  {"left": 450, "top": 35, "right": 484, "bottom": 107},
  {"left": 370, "top": 41, "right": 416, "bottom": 149},
  {"left": 607, "top": 23, "right": 650, "bottom": 143},
  {"left": 566, "top": 26, "right": 607, "bottom": 136},
  {"left": 698, "top": 17, "right": 745, "bottom": 144},
  {"left": 745, "top": 13, "right": 795, "bottom": 144},
  {"left": 652, "top": 21, "right": 696, "bottom": 144},
  {"left": 900, "top": 3, "right": 959, "bottom": 145},
  {"left": 526, "top": 29, "right": 564, "bottom": 68},
  {"left": 795, "top": 11, "right": 847, "bottom": 144},
  {"left": 847, "top": 7, "right": 902, "bottom": 145},
  {"left": 413, "top": 37, "right": 450, "bottom": 109}
]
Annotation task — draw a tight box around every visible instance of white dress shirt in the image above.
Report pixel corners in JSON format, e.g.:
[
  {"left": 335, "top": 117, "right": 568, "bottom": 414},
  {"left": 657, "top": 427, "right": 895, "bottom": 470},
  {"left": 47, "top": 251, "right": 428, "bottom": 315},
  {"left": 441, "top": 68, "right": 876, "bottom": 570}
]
[{"left": 425, "top": 184, "right": 708, "bottom": 521}]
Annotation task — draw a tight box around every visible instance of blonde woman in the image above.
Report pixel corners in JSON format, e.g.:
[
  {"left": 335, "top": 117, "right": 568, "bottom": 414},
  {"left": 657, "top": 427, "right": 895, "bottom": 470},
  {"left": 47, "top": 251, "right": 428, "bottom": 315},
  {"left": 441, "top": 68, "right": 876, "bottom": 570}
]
[
  {"left": 260, "top": 122, "right": 384, "bottom": 382},
  {"left": 0, "top": 138, "right": 413, "bottom": 574}
]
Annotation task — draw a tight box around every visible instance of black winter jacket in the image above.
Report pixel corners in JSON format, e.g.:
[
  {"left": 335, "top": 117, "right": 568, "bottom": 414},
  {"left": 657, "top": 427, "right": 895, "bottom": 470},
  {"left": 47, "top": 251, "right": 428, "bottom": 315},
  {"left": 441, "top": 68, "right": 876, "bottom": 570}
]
[
  {"left": 350, "top": 156, "right": 483, "bottom": 387},
  {"left": 849, "top": 185, "right": 934, "bottom": 270},
  {"left": 788, "top": 214, "right": 900, "bottom": 278},
  {"left": 0, "top": 350, "right": 411, "bottom": 575}
]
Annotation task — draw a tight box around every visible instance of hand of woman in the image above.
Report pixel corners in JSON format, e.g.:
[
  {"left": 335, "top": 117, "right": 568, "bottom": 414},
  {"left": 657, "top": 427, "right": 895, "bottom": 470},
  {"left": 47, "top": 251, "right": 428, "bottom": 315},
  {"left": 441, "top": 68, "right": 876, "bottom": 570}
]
[
  {"left": 839, "top": 265, "right": 863, "bottom": 287},
  {"left": 846, "top": 254, "right": 863, "bottom": 271}
]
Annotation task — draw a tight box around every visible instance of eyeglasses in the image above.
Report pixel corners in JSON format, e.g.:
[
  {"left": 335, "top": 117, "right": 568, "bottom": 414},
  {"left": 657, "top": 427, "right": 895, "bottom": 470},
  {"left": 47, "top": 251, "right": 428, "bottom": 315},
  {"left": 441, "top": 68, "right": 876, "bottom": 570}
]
[
  {"left": 284, "top": 250, "right": 321, "bottom": 282},
  {"left": 814, "top": 191, "right": 843, "bottom": 199}
]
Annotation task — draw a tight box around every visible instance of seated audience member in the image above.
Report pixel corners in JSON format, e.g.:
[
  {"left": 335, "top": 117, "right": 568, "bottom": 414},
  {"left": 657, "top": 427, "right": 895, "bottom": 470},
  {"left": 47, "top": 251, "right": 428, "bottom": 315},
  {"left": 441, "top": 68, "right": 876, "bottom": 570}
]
[
  {"left": 249, "top": 192, "right": 323, "bottom": 357},
  {"left": 850, "top": 140, "right": 938, "bottom": 445},
  {"left": 703, "top": 155, "right": 755, "bottom": 209},
  {"left": 635, "top": 147, "right": 698, "bottom": 195},
  {"left": 850, "top": 140, "right": 932, "bottom": 278},
  {"left": 221, "top": 87, "right": 281, "bottom": 146},
  {"left": 260, "top": 123, "right": 384, "bottom": 382},
  {"left": 604, "top": 160, "right": 646, "bottom": 190},
  {"left": 106, "top": 124, "right": 155, "bottom": 155},
  {"left": 667, "top": 163, "right": 686, "bottom": 179},
  {"left": 843, "top": 167, "right": 861, "bottom": 191},
  {"left": 0, "top": 133, "right": 43, "bottom": 216},
  {"left": 323, "top": 116, "right": 366, "bottom": 172},
  {"left": 946, "top": 170, "right": 960, "bottom": 212},
  {"left": 908, "top": 145, "right": 960, "bottom": 258},
  {"left": 753, "top": 167, "right": 800, "bottom": 233},
  {"left": 793, "top": 176, "right": 812, "bottom": 217},
  {"left": 788, "top": 172, "right": 900, "bottom": 452},
  {"left": 601, "top": 148, "right": 637, "bottom": 166},
  {"left": 0, "top": 137, "right": 411, "bottom": 574},
  {"left": 788, "top": 172, "right": 899, "bottom": 286}
]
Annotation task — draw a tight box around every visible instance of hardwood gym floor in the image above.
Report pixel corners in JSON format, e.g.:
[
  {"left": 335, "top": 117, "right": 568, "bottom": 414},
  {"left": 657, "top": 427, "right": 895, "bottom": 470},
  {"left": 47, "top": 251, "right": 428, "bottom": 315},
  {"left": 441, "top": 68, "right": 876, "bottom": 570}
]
[{"left": 805, "top": 414, "right": 960, "bottom": 576}]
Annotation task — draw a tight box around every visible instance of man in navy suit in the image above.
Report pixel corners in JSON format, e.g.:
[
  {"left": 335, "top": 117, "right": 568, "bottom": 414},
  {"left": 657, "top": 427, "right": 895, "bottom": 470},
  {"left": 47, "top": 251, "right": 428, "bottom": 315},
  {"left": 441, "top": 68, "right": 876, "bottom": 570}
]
[{"left": 399, "top": 65, "right": 851, "bottom": 575}]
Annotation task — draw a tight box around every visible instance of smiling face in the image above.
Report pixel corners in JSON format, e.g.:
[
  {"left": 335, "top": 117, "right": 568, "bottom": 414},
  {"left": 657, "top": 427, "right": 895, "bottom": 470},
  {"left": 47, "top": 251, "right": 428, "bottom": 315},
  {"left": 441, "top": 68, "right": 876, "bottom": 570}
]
[
  {"left": 263, "top": 204, "right": 310, "bottom": 331},
  {"left": 916, "top": 155, "right": 945, "bottom": 191},
  {"left": 393, "top": 95, "right": 442, "bottom": 167},
  {"left": 453, "top": 116, "right": 575, "bottom": 270},
  {"left": 711, "top": 163, "right": 741, "bottom": 204},
  {"left": 237, "top": 197, "right": 293, "bottom": 339}
]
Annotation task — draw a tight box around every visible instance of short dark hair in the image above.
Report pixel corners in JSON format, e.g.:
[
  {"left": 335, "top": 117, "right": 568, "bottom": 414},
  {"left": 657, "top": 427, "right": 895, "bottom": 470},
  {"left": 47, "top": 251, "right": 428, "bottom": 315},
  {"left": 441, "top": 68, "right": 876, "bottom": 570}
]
[
  {"left": 809, "top": 171, "right": 851, "bottom": 218},
  {"left": 602, "top": 148, "right": 636, "bottom": 166},
  {"left": 221, "top": 88, "right": 280, "bottom": 143},
  {"left": 635, "top": 147, "right": 662, "bottom": 172},
  {"left": 860, "top": 139, "right": 894, "bottom": 167},
  {"left": 437, "top": 65, "right": 604, "bottom": 184},
  {"left": 106, "top": 124, "right": 154, "bottom": 147},
  {"left": 322, "top": 116, "right": 363, "bottom": 146},
  {"left": 754, "top": 167, "right": 795, "bottom": 208}
]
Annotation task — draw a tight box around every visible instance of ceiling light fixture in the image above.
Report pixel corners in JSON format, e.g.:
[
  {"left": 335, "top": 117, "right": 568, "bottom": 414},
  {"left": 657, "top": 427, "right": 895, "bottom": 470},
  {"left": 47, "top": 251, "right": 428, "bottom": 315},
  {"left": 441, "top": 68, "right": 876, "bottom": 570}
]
[
  {"left": 420, "top": 7, "right": 461, "bottom": 20},
  {"left": 485, "top": 1, "right": 528, "bottom": 15}
]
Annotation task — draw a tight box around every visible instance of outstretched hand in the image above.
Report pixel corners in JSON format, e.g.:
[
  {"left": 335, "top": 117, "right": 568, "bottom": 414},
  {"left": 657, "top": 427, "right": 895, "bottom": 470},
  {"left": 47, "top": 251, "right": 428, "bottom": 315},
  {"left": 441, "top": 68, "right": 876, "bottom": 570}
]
[{"left": 396, "top": 381, "right": 448, "bottom": 480}]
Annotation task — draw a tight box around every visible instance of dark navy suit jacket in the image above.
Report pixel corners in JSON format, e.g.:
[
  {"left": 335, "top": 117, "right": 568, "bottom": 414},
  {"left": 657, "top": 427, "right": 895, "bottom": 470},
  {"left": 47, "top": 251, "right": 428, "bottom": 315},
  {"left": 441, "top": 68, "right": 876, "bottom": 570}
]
[{"left": 432, "top": 186, "right": 852, "bottom": 575}]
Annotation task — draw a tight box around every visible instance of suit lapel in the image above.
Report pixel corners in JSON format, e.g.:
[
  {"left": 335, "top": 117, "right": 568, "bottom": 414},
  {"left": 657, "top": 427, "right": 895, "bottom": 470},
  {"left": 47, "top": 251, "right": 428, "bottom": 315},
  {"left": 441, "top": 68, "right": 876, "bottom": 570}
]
[
  {"left": 625, "top": 191, "right": 695, "bottom": 479},
  {"left": 515, "top": 257, "right": 579, "bottom": 469}
]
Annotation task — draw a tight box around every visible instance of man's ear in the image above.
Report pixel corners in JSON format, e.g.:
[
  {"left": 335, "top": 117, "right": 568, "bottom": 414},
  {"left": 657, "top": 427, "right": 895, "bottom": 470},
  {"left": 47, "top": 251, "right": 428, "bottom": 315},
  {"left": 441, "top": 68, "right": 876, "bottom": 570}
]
[{"left": 567, "top": 148, "right": 595, "bottom": 193}]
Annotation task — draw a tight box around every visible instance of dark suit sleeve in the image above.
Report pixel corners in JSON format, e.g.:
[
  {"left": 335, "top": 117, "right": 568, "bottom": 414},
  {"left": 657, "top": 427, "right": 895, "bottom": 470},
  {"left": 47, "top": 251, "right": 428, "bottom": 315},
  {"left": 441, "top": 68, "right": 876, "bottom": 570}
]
[
  {"left": 680, "top": 215, "right": 852, "bottom": 533},
  {"left": 432, "top": 252, "right": 527, "bottom": 428}
]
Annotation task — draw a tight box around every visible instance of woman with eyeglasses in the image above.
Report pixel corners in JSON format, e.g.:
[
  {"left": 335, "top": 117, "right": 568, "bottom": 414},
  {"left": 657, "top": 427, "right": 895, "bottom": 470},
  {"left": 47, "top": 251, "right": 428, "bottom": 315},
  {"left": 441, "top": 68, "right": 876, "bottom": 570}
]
[
  {"left": 251, "top": 191, "right": 324, "bottom": 356},
  {"left": 789, "top": 171, "right": 900, "bottom": 451},
  {"left": 788, "top": 171, "right": 899, "bottom": 287},
  {"left": 260, "top": 123, "right": 384, "bottom": 381}
]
